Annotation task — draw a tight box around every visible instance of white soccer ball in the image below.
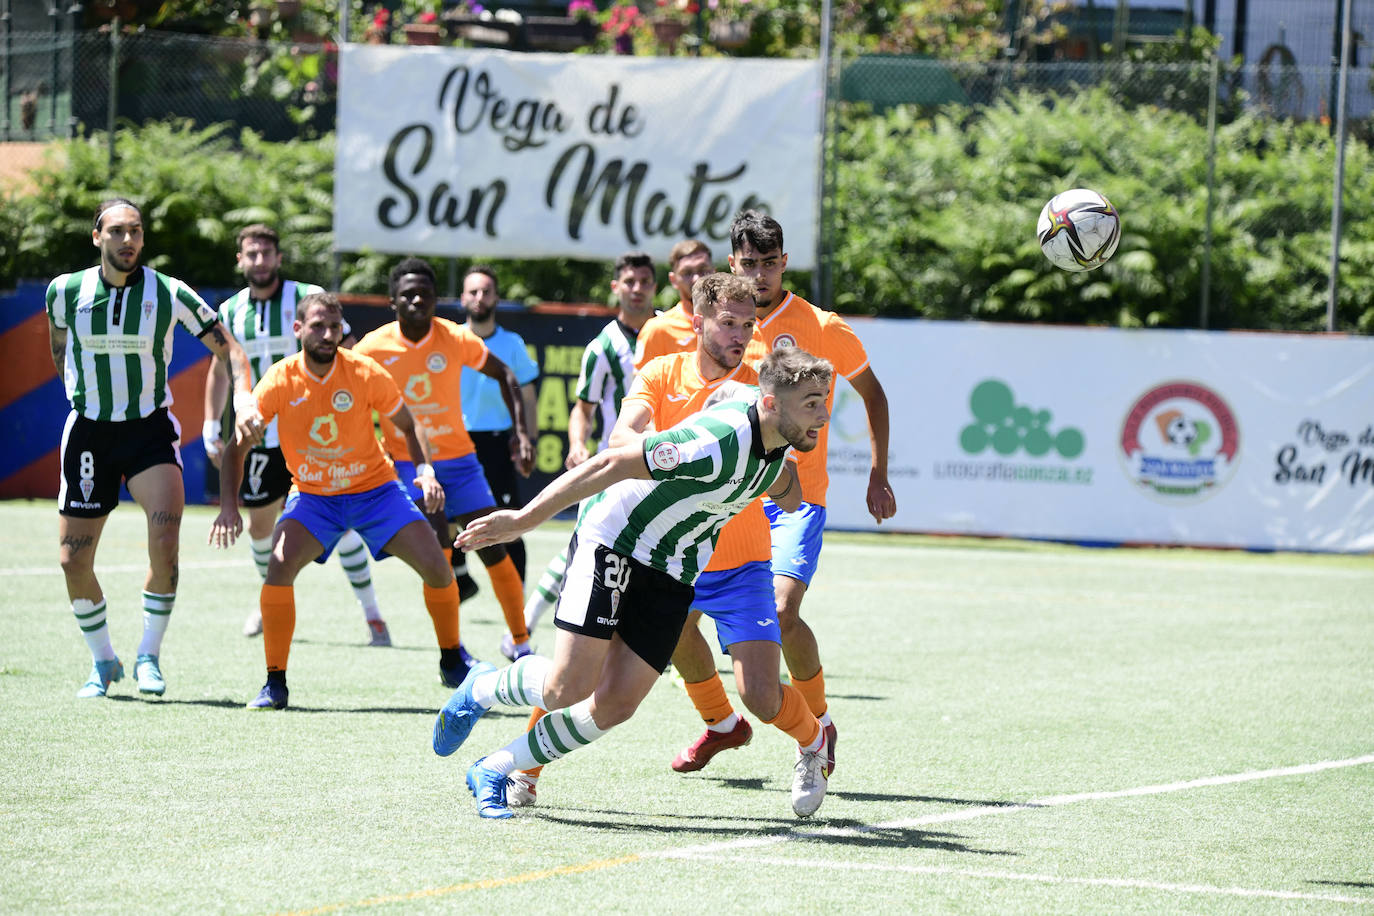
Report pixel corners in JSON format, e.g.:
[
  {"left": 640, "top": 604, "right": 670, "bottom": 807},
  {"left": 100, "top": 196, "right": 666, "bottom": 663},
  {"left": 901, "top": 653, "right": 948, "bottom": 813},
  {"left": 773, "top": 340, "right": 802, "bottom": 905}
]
[{"left": 1037, "top": 188, "right": 1121, "bottom": 272}]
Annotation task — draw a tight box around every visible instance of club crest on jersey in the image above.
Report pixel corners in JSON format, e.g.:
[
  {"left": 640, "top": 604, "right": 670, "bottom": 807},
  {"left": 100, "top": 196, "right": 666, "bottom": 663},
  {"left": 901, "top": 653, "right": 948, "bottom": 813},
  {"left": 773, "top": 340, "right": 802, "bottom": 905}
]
[
  {"left": 79, "top": 478, "right": 95, "bottom": 502},
  {"left": 773, "top": 333, "right": 797, "bottom": 349},
  {"left": 143, "top": 300, "right": 155, "bottom": 321},
  {"left": 650, "top": 441, "right": 681, "bottom": 471},
  {"left": 426, "top": 352, "right": 447, "bottom": 373},
  {"left": 331, "top": 389, "right": 354, "bottom": 411},
  {"left": 405, "top": 373, "right": 432, "bottom": 401},
  {"left": 310, "top": 413, "right": 339, "bottom": 446}
]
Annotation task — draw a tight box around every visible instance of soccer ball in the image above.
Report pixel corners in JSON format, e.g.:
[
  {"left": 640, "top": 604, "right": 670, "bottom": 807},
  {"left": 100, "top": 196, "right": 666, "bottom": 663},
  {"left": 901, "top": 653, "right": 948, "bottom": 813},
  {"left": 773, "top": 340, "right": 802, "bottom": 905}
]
[{"left": 1037, "top": 188, "right": 1121, "bottom": 271}]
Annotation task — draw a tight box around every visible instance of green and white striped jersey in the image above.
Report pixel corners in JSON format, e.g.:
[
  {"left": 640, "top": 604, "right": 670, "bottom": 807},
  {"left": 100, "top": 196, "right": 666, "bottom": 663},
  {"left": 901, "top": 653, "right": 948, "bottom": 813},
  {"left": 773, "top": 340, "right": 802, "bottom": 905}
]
[
  {"left": 576, "top": 399, "right": 791, "bottom": 585},
  {"left": 574, "top": 318, "right": 638, "bottom": 450},
  {"left": 46, "top": 266, "right": 219, "bottom": 422},
  {"left": 216, "top": 279, "right": 325, "bottom": 448}
]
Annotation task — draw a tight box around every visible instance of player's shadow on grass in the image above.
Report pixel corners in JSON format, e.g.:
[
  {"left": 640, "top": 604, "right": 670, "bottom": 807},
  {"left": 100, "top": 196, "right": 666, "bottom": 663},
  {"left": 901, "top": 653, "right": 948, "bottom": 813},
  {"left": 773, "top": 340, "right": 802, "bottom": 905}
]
[
  {"left": 533, "top": 810, "right": 1016, "bottom": 856},
  {"left": 700, "top": 775, "right": 1018, "bottom": 809},
  {"left": 1309, "top": 880, "right": 1374, "bottom": 890}
]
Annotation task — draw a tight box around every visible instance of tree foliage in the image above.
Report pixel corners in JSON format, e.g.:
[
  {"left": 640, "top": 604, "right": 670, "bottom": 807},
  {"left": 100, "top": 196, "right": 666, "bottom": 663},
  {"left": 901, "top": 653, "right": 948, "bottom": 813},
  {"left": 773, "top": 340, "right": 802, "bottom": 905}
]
[{"left": 827, "top": 88, "right": 1374, "bottom": 332}]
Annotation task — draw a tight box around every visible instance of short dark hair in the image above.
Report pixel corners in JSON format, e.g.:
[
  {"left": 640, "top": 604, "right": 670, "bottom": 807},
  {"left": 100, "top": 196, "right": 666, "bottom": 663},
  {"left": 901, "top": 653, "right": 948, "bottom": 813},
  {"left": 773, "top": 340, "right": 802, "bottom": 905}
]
[
  {"left": 730, "top": 209, "right": 784, "bottom": 257},
  {"left": 236, "top": 223, "right": 280, "bottom": 251},
  {"left": 389, "top": 257, "right": 437, "bottom": 298},
  {"left": 758, "top": 347, "right": 832, "bottom": 394},
  {"left": 464, "top": 264, "right": 499, "bottom": 296},
  {"left": 691, "top": 272, "right": 753, "bottom": 317},
  {"left": 296, "top": 290, "right": 343, "bottom": 321},
  {"left": 613, "top": 250, "right": 654, "bottom": 278},
  {"left": 93, "top": 197, "right": 141, "bottom": 232},
  {"left": 669, "top": 239, "right": 711, "bottom": 271}
]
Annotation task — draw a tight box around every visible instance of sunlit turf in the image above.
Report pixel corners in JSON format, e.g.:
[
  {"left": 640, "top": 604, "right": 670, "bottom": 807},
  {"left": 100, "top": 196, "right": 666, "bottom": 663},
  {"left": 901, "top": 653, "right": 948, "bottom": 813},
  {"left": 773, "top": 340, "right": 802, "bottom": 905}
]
[{"left": 2, "top": 499, "right": 1371, "bottom": 914}]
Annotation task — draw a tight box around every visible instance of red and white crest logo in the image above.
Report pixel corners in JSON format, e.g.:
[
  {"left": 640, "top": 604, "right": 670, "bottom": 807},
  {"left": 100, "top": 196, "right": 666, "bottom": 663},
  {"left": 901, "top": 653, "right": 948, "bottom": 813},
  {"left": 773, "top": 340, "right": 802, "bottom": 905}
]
[
  {"left": 650, "top": 441, "right": 681, "bottom": 471},
  {"left": 773, "top": 333, "right": 797, "bottom": 349}
]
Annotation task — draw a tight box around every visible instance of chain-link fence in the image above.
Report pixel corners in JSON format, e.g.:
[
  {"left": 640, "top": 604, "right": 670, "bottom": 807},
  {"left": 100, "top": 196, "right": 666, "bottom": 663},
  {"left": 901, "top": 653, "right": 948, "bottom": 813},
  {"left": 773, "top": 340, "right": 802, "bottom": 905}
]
[{"left": 4, "top": 23, "right": 1371, "bottom": 330}]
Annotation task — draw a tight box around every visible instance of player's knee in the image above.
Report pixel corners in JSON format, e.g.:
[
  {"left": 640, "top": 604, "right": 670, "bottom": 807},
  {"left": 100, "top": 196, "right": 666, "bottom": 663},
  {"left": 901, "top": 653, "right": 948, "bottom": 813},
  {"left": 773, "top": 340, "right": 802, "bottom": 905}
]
[
  {"left": 542, "top": 670, "right": 595, "bottom": 711},
  {"left": 737, "top": 677, "right": 781, "bottom": 721},
  {"left": 588, "top": 696, "right": 635, "bottom": 729},
  {"left": 475, "top": 543, "right": 507, "bottom": 567}
]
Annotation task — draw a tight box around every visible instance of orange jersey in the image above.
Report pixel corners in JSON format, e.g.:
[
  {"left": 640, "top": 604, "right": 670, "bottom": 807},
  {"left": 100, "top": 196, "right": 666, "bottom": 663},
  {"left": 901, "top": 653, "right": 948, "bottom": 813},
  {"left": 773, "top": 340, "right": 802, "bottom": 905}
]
[
  {"left": 254, "top": 348, "right": 404, "bottom": 496},
  {"left": 635, "top": 302, "right": 770, "bottom": 369},
  {"left": 625, "top": 352, "right": 774, "bottom": 571},
  {"left": 756, "top": 292, "right": 870, "bottom": 507},
  {"left": 354, "top": 317, "right": 489, "bottom": 462}
]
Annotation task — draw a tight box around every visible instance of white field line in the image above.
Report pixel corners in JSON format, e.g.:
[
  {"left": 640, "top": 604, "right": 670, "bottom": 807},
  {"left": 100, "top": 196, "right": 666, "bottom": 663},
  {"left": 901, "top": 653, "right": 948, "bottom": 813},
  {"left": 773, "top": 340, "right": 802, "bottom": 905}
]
[
  {"left": 679, "top": 855, "right": 1373, "bottom": 906},
  {"left": 662, "top": 753, "right": 1374, "bottom": 857},
  {"left": 818, "top": 540, "right": 1374, "bottom": 580}
]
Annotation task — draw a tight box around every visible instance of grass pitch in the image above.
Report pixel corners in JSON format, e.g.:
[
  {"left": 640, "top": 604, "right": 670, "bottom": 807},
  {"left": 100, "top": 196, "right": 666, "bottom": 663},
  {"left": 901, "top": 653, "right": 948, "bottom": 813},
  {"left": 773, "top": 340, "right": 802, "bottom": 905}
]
[{"left": 2, "top": 500, "right": 1371, "bottom": 914}]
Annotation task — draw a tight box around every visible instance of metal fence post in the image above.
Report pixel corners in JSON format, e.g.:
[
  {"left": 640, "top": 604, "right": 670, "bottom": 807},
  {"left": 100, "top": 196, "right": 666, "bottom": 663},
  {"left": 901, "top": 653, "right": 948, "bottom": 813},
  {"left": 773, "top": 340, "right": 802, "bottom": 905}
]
[
  {"left": 813, "top": 0, "right": 833, "bottom": 308},
  {"left": 107, "top": 16, "right": 118, "bottom": 176},
  {"left": 1200, "top": 53, "right": 1218, "bottom": 330},
  {"left": 1, "top": 0, "right": 11, "bottom": 142},
  {"left": 65, "top": 1, "right": 80, "bottom": 137},
  {"left": 48, "top": 1, "right": 59, "bottom": 134},
  {"left": 1327, "top": 0, "right": 1353, "bottom": 332}
]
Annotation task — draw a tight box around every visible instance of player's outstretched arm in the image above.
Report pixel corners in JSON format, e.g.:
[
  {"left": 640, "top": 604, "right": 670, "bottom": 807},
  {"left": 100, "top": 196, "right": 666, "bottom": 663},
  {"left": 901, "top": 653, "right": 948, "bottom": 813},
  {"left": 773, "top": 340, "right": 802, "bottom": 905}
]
[
  {"left": 849, "top": 366, "right": 897, "bottom": 523},
  {"left": 457, "top": 444, "right": 652, "bottom": 550},
  {"left": 209, "top": 434, "right": 245, "bottom": 549},
  {"left": 608, "top": 400, "right": 652, "bottom": 449}
]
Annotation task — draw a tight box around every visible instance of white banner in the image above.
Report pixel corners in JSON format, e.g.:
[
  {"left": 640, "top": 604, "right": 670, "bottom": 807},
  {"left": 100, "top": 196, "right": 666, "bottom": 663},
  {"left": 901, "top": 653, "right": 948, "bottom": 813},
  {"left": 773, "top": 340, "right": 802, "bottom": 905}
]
[
  {"left": 335, "top": 46, "right": 821, "bottom": 266},
  {"left": 825, "top": 320, "right": 1374, "bottom": 552}
]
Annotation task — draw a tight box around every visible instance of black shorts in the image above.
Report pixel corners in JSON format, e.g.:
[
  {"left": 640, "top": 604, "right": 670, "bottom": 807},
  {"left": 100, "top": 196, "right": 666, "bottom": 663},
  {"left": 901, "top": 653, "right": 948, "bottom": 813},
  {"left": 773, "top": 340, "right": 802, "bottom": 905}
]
[
  {"left": 469, "top": 429, "right": 522, "bottom": 509},
  {"left": 58, "top": 408, "right": 181, "bottom": 518},
  {"left": 553, "top": 533, "right": 695, "bottom": 673},
  {"left": 240, "top": 446, "right": 293, "bottom": 507}
]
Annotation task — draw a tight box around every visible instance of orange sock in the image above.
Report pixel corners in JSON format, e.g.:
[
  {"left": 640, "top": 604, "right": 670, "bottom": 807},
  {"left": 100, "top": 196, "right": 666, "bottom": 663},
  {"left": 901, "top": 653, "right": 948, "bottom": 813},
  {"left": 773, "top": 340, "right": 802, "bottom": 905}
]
[
  {"left": 765, "top": 683, "right": 821, "bottom": 747},
  {"left": 523, "top": 708, "right": 546, "bottom": 777},
  {"left": 790, "top": 667, "right": 828, "bottom": 718},
  {"left": 684, "top": 673, "right": 735, "bottom": 726},
  {"left": 423, "top": 581, "right": 460, "bottom": 649},
  {"left": 260, "top": 584, "right": 296, "bottom": 673},
  {"left": 485, "top": 554, "right": 529, "bottom": 644}
]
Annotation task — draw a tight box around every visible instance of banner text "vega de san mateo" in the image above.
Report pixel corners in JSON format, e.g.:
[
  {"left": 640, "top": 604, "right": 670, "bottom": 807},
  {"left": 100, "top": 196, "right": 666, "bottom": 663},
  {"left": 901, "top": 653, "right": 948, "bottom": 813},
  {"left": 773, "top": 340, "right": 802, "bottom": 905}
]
[{"left": 336, "top": 46, "right": 821, "bottom": 266}]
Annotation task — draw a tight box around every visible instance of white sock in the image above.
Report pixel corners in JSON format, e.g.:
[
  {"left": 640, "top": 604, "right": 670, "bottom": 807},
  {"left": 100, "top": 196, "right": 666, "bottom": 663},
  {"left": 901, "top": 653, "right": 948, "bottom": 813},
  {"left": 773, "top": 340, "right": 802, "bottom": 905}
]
[
  {"left": 73, "top": 598, "right": 116, "bottom": 661},
  {"left": 137, "top": 591, "right": 174, "bottom": 656},
  {"left": 707, "top": 712, "right": 740, "bottom": 734},
  {"left": 335, "top": 530, "right": 381, "bottom": 619},
  {"left": 250, "top": 536, "right": 272, "bottom": 582},
  {"left": 473, "top": 655, "right": 552, "bottom": 710},
  {"left": 819, "top": 710, "right": 833, "bottom": 728},
  {"left": 801, "top": 723, "right": 824, "bottom": 754},
  {"left": 523, "top": 549, "right": 568, "bottom": 631}
]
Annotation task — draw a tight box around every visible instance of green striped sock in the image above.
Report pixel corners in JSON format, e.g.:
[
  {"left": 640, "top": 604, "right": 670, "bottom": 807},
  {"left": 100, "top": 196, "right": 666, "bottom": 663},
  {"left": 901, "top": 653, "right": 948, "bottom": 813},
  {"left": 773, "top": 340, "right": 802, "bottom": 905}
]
[
  {"left": 523, "top": 549, "right": 567, "bottom": 631},
  {"left": 487, "top": 699, "right": 606, "bottom": 774},
  {"left": 250, "top": 536, "right": 272, "bottom": 582},
  {"left": 73, "top": 598, "right": 115, "bottom": 661},
  {"left": 335, "top": 530, "right": 380, "bottom": 619},
  {"left": 137, "top": 590, "right": 175, "bottom": 656},
  {"left": 490, "top": 655, "right": 551, "bottom": 709}
]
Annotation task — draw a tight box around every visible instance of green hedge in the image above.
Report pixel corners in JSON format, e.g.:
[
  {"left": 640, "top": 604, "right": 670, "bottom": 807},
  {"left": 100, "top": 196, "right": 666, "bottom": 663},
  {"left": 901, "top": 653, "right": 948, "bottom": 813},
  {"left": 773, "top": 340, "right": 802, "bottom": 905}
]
[
  {"left": 4, "top": 94, "right": 1372, "bottom": 333},
  {"left": 828, "top": 88, "right": 1374, "bottom": 332}
]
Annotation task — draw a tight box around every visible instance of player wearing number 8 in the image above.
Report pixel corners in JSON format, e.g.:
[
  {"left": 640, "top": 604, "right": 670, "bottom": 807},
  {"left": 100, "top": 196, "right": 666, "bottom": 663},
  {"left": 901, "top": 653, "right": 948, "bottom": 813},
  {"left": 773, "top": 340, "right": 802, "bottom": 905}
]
[{"left": 47, "top": 197, "right": 262, "bottom": 699}]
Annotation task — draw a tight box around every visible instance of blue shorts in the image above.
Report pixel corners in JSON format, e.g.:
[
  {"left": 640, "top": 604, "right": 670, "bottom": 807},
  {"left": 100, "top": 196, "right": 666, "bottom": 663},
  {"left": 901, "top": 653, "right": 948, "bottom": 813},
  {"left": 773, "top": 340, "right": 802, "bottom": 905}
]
[
  {"left": 764, "top": 499, "right": 826, "bottom": 586},
  {"left": 280, "top": 481, "right": 426, "bottom": 564},
  {"left": 693, "top": 560, "right": 780, "bottom": 652},
  {"left": 394, "top": 454, "right": 495, "bottom": 521}
]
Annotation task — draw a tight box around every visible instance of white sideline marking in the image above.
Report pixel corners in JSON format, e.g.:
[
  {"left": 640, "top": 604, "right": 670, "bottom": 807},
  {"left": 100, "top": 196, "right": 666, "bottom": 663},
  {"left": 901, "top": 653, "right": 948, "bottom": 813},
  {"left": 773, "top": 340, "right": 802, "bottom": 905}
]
[
  {"left": 679, "top": 855, "right": 1374, "bottom": 906},
  {"left": 662, "top": 753, "right": 1374, "bottom": 856},
  {"left": 3, "top": 559, "right": 243, "bottom": 576}
]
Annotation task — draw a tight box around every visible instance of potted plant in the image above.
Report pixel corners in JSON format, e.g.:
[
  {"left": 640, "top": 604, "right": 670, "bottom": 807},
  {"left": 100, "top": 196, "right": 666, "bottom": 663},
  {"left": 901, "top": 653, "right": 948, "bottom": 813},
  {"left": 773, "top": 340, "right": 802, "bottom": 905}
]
[
  {"left": 403, "top": 10, "right": 442, "bottom": 45},
  {"left": 523, "top": 1, "right": 598, "bottom": 52},
  {"left": 602, "top": 2, "right": 645, "bottom": 55},
  {"left": 650, "top": 0, "right": 696, "bottom": 55}
]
